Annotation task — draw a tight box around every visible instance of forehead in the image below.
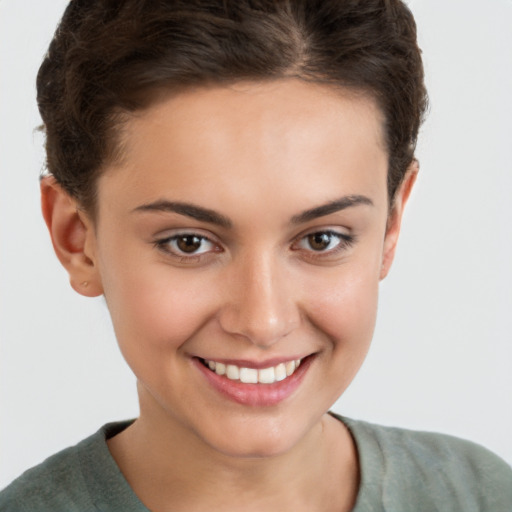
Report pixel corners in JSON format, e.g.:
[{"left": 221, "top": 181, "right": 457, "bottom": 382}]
[{"left": 98, "top": 79, "right": 388, "bottom": 218}]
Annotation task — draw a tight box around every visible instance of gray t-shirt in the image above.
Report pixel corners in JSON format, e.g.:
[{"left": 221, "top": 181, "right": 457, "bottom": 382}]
[{"left": 1, "top": 414, "right": 511, "bottom": 511}]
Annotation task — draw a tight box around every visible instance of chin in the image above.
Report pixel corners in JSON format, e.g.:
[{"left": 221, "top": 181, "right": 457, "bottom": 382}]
[
  {"left": 209, "top": 433, "right": 299, "bottom": 460},
  {"left": 193, "top": 410, "right": 319, "bottom": 460}
]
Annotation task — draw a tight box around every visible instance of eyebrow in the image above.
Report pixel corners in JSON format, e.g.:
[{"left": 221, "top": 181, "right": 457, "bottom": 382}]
[
  {"left": 290, "top": 195, "right": 373, "bottom": 224},
  {"left": 133, "top": 194, "right": 373, "bottom": 228},
  {"left": 133, "top": 201, "right": 233, "bottom": 228}
]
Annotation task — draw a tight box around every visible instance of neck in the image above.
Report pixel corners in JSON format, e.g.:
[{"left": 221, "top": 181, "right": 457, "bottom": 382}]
[{"left": 107, "top": 392, "right": 359, "bottom": 512}]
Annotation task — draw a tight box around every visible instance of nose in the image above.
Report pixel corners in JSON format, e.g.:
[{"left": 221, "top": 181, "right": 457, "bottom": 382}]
[{"left": 218, "top": 252, "right": 301, "bottom": 348}]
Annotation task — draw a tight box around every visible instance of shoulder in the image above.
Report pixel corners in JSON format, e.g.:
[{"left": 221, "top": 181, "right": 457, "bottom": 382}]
[
  {"left": 0, "top": 421, "right": 134, "bottom": 512},
  {"left": 336, "top": 414, "right": 512, "bottom": 512},
  {"left": 0, "top": 441, "right": 91, "bottom": 511}
]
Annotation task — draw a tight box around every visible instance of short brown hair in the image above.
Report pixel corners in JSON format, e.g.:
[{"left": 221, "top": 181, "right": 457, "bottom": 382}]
[{"left": 37, "top": 0, "right": 428, "bottom": 213}]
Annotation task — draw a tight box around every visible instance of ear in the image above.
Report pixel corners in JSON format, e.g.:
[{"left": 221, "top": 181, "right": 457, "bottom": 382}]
[
  {"left": 380, "top": 160, "right": 418, "bottom": 280},
  {"left": 41, "top": 176, "right": 103, "bottom": 297}
]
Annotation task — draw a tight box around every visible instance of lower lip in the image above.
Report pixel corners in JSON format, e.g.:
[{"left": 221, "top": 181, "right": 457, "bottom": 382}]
[{"left": 193, "top": 356, "right": 314, "bottom": 407}]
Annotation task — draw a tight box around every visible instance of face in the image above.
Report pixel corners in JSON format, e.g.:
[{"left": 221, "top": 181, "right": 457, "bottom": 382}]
[{"left": 59, "top": 80, "right": 411, "bottom": 458}]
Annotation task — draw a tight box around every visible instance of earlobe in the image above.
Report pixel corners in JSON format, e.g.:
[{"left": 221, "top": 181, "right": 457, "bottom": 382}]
[
  {"left": 41, "top": 176, "right": 103, "bottom": 297},
  {"left": 380, "top": 160, "right": 418, "bottom": 280}
]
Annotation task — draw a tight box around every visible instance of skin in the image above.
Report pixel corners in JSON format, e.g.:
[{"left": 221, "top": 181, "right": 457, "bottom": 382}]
[{"left": 42, "top": 79, "right": 416, "bottom": 512}]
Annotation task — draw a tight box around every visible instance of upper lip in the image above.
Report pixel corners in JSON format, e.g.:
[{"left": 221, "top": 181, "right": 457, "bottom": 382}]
[{"left": 195, "top": 354, "right": 312, "bottom": 369}]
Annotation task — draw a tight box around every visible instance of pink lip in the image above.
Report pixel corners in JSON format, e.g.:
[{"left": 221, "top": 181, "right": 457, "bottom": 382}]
[{"left": 193, "top": 355, "right": 314, "bottom": 407}]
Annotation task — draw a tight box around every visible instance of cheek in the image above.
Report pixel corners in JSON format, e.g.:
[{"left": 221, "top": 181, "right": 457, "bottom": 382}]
[
  {"left": 312, "top": 285, "right": 378, "bottom": 366},
  {"left": 304, "top": 270, "right": 379, "bottom": 406},
  {"left": 305, "top": 258, "right": 381, "bottom": 344},
  {"left": 302, "top": 254, "right": 381, "bottom": 397},
  {"left": 100, "top": 255, "right": 219, "bottom": 356}
]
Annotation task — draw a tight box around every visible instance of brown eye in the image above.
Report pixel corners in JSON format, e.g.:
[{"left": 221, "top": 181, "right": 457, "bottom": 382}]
[
  {"left": 294, "top": 230, "right": 355, "bottom": 257},
  {"left": 307, "top": 232, "right": 334, "bottom": 251},
  {"left": 176, "top": 235, "right": 203, "bottom": 253},
  {"left": 156, "top": 233, "right": 216, "bottom": 257}
]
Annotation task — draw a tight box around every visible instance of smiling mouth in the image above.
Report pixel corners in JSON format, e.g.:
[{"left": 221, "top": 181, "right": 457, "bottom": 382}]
[{"left": 200, "top": 358, "right": 303, "bottom": 385}]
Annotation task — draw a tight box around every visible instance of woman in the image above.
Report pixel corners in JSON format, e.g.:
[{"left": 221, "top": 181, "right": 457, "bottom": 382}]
[{"left": 1, "top": 1, "right": 511, "bottom": 510}]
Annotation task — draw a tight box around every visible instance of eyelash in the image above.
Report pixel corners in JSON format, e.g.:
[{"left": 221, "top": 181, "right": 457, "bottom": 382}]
[
  {"left": 154, "top": 233, "right": 220, "bottom": 263},
  {"left": 154, "top": 230, "right": 355, "bottom": 263},
  {"left": 292, "top": 230, "right": 355, "bottom": 260}
]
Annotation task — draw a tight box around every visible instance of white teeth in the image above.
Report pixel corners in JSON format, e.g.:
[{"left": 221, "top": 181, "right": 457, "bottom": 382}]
[
  {"left": 204, "top": 358, "right": 304, "bottom": 384},
  {"left": 240, "top": 367, "right": 258, "bottom": 384},
  {"left": 285, "top": 360, "right": 296, "bottom": 376},
  {"left": 258, "top": 367, "right": 275, "bottom": 384},
  {"left": 226, "top": 364, "right": 240, "bottom": 380},
  {"left": 275, "top": 363, "right": 287, "bottom": 382}
]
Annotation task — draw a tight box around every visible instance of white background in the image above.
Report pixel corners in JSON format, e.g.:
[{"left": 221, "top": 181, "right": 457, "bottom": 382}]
[{"left": 1, "top": 0, "right": 511, "bottom": 489}]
